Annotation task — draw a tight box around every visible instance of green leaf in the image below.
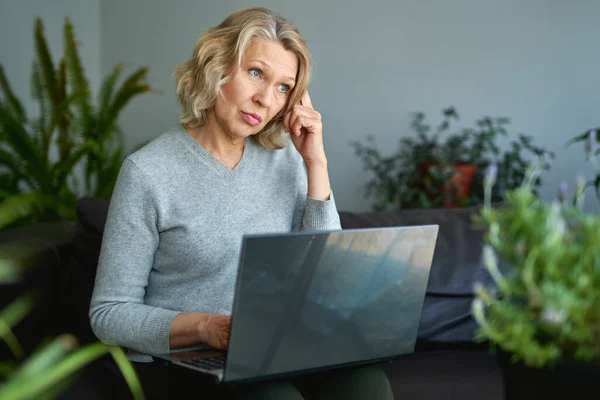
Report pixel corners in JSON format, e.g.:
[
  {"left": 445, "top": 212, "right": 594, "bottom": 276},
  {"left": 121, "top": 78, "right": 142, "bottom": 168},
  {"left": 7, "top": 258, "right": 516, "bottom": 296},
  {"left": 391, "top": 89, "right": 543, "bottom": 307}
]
[
  {"left": 0, "top": 192, "right": 41, "bottom": 230},
  {"left": 94, "top": 146, "right": 123, "bottom": 199},
  {"left": 0, "top": 259, "right": 21, "bottom": 284},
  {"left": 0, "top": 341, "right": 146, "bottom": 400},
  {"left": 0, "top": 293, "right": 37, "bottom": 360},
  {"left": 100, "top": 67, "right": 152, "bottom": 142},
  {"left": 48, "top": 89, "right": 87, "bottom": 162},
  {"left": 0, "top": 65, "right": 26, "bottom": 124},
  {"left": 56, "top": 57, "right": 67, "bottom": 106},
  {"left": 107, "top": 345, "right": 146, "bottom": 399},
  {"left": 55, "top": 57, "right": 71, "bottom": 160},
  {"left": 35, "top": 373, "right": 80, "bottom": 400},
  {"left": 34, "top": 18, "right": 58, "bottom": 105},
  {"left": 565, "top": 128, "right": 600, "bottom": 147},
  {"left": 0, "top": 147, "right": 31, "bottom": 186},
  {"left": 51, "top": 142, "right": 92, "bottom": 189},
  {"left": 0, "top": 335, "right": 76, "bottom": 399},
  {"left": 0, "top": 318, "right": 25, "bottom": 361},
  {"left": 97, "top": 63, "right": 123, "bottom": 121},
  {"left": 0, "top": 361, "right": 17, "bottom": 378},
  {"left": 0, "top": 292, "right": 37, "bottom": 330},
  {"left": 15, "top": 335, "right": 77, "bottom": 379},
  {"left": 0, "top": 106, "right": 44, "bottom": 179},
  {"left": 63, "top": 17, "right": 92, "bottom": 124},
  {"left": 30, "top": 60, "right": 52, "bottom": 155}
]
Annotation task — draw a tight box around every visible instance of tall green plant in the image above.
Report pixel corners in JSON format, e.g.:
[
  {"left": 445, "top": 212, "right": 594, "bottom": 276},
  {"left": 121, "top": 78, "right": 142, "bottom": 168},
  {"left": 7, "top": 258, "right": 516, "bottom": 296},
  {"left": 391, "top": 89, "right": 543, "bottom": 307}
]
[{"left": 0, "top": 17, "right": 154, "bottom": 231}]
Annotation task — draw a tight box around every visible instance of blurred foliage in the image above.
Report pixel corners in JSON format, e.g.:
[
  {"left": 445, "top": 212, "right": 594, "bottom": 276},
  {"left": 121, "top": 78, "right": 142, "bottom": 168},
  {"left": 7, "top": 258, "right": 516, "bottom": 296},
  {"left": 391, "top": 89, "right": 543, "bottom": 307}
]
[
  {"left": 0, "top": 243, "right": 145, "bottom": 399},
  {"left": 472, "top": 153, "right": 600, "bottom": 368}
]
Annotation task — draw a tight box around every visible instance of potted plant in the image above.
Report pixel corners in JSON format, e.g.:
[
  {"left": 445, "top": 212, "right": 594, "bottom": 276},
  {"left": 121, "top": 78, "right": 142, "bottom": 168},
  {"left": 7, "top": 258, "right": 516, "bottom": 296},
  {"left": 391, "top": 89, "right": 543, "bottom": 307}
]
[
  {"left": 411, "top": 107, "right": 479, "bottom": 208},
  {"left": 0, "top": 17, "right": 156, "bottom": 232},
  {"left": 351, "top": 107, "right": 553, "bottom": 211},
  {"left": 471, "top": 143, "right": 600, "bottom": 398}
]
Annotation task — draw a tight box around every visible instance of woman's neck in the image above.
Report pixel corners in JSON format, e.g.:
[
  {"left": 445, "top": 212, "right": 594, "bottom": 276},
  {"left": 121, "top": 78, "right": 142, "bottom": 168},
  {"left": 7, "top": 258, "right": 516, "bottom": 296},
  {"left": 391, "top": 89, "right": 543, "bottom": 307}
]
[{"left": 184, "top": 115, "right": 245, "bottom": 169}]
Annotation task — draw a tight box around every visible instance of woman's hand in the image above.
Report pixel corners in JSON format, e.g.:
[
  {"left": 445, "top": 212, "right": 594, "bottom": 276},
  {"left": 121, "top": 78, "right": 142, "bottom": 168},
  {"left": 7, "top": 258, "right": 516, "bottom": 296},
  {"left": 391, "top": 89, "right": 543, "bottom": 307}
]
[
  {"left": 283, "top": 91, "right": 332, "bottom": 201},
  {"left": 169, "top": 312, "right": 231, "bottom": 351},
  {"left": 199, "top": 314, "right": 231, "bottom": 350},
  {"left": 283, "top": 91, "right": 327, "bottom": 168}
]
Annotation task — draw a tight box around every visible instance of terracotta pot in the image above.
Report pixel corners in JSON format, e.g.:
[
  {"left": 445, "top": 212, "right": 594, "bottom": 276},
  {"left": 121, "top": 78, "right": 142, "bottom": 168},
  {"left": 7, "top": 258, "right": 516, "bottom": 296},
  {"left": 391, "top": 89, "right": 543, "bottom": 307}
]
[{"left": 419, "top": 162, "right": 478, "bottom": 208}]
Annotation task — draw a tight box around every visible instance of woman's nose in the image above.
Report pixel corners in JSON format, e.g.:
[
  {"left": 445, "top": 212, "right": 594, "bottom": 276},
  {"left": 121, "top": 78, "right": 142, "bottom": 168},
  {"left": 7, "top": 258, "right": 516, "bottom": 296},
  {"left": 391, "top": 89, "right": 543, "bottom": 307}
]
[{"left": 253, "top": 85, "right": 273, "bottom": 108}]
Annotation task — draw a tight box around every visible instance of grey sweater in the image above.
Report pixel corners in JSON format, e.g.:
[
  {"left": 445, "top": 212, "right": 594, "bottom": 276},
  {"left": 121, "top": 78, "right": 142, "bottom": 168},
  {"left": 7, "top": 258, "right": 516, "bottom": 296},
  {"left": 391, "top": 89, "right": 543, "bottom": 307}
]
[{"left": 89, "top": 126, "right": 341, "bottom": 359}]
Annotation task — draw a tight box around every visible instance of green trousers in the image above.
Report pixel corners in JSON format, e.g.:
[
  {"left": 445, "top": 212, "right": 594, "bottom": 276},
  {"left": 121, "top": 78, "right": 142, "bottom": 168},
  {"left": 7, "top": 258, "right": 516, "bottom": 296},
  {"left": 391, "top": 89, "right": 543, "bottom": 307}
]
[
  {"left": 134, "top": 361, "right": 394, "bottom": 399},
  {"left": 230, "top": 364, "right": 394, "bottom": 400}
]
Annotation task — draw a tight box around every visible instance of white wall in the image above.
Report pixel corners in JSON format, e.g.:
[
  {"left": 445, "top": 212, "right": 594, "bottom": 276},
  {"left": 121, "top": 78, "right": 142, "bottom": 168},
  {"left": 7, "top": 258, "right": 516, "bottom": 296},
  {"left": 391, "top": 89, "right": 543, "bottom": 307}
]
[
  {"left": 8, "top": 0, "right": 598, "bottom": 212},
  {"left": 0, "top": 0, "right": 101, "bottom": 116}
]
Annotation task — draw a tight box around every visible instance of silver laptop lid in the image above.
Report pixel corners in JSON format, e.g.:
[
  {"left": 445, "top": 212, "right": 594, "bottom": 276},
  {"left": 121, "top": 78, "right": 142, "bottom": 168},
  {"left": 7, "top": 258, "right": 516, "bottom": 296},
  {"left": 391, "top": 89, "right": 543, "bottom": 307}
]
[{"left": 224, "top": 225, "right": 439, "bottom": 383}]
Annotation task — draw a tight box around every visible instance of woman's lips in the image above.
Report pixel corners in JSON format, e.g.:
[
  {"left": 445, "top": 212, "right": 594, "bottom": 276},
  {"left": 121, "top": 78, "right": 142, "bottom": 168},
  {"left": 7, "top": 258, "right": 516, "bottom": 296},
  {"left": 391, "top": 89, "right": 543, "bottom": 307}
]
[{"left": 241, "top": 111, "right": 262, "bottom": 126}]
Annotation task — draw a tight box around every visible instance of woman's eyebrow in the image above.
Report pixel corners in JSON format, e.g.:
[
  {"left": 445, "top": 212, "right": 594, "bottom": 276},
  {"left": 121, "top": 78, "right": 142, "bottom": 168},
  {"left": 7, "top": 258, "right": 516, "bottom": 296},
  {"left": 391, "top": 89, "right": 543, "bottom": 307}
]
[{"left": 249, "top": 59, "right": 296, "bottom": 84}]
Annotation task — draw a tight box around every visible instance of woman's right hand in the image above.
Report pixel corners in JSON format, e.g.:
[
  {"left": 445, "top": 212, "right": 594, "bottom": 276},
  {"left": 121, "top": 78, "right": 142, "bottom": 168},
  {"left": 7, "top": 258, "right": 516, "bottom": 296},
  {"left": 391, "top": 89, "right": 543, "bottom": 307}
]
[
  {"left": 169, "top": 312, "right": 231, "bottom": 351},
  {"left": 199, "top": 314, "right": 232, "bottom": 350}
]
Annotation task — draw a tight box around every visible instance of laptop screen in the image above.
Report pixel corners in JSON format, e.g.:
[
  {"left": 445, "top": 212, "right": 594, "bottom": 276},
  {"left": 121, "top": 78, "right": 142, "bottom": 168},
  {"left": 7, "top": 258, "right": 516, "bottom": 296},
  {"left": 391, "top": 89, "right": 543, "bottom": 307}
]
[{"left": 224, "top": 225, "right": 438, "bottom": 383}]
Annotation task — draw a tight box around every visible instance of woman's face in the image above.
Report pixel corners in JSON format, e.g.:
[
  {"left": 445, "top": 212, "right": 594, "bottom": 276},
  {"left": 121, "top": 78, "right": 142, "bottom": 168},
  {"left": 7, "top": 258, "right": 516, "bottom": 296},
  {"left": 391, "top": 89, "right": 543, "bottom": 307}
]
[{"left": 212, "top": 38, "right": 299, "bottom": 141}]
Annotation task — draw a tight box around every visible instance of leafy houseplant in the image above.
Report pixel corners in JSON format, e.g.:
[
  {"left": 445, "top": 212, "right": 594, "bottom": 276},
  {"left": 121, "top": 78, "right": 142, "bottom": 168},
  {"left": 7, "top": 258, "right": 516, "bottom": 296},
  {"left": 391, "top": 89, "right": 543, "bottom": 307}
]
[
  {"left": 0, "top": 243, "right": 145, "bottom": 399},
  {"left": 471, "top": 151, "right": 600, "bottom": 396},
  {"left": 0, "top": 17, "right": 155, "bottom": 231},
  {"left": 351, "top": 107, "right": 553, "bottom": 211}
]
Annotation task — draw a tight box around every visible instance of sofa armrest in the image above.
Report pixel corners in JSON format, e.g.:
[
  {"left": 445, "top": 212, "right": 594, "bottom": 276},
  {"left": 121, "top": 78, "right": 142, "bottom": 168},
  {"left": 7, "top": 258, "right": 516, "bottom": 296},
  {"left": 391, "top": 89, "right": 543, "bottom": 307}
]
[{"left": 0, "top": 222, "right": 76, "bottom": 357}]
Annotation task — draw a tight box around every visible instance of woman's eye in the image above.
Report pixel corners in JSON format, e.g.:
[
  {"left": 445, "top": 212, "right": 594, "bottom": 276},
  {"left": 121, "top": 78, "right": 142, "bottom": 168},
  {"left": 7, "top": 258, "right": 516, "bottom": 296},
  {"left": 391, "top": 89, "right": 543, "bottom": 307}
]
[
  {"left": 249, "top": 69, "right": 261, "bottom": 78},
  {"left": 278, "top": 84, "right": 289, "bottom": 93}
]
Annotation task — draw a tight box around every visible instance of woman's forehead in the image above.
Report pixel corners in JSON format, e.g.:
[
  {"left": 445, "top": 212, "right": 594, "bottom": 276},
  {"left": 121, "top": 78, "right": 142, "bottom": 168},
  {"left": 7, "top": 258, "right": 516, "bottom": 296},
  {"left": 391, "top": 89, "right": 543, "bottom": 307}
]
[{"left": 243, "top": 39, "right": 298, "bottom": 79}]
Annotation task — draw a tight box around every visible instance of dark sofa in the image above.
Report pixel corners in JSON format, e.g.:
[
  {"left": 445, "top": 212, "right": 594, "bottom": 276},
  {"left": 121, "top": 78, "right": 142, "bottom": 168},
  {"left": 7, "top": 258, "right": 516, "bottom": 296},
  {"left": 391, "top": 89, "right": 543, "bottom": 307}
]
[{"left": 0, "top": 197, "right": 504, "bottom": 399}]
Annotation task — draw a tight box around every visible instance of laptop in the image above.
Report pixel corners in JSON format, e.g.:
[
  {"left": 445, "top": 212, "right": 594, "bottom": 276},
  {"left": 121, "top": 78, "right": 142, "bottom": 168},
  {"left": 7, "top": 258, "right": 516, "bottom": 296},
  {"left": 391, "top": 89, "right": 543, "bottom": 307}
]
[{"left": 153, "top": 225, "right": 439, "bottom": 385}]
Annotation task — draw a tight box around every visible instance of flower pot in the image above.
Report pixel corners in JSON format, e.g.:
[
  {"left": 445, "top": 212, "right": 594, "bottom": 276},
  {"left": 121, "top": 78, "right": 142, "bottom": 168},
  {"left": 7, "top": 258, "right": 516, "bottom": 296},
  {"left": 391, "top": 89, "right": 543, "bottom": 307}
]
[
  {"left": 495, "top": 350, "right": 600, "bottom": 399},
  {"left": 419, "top": 162, "right": 478, "bottom": 208}
]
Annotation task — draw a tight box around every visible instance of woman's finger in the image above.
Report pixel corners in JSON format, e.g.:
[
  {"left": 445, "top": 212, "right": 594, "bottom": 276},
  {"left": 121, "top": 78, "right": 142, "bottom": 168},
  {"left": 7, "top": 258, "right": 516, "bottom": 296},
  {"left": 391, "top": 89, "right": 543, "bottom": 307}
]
[
  {"left": 289, "top": 110, "right": 304, "bottom": 135},
  {"left": 290, "top": 115, "right": 303, "bottom": 136},
  {"left": 284, "top": 107, "right": 301, "bottom": 133},
  {"left": 292, "top": 104, "right": 320, "bottom": 120},
  {"left": 301, "top": 91, "right": 313, "bottom": 109},
  {"left": 283, "top": 109, "right": 292, "bottom": 133},
  {"left": 291, "top": 116, "right": 321, "bottom": 137}
]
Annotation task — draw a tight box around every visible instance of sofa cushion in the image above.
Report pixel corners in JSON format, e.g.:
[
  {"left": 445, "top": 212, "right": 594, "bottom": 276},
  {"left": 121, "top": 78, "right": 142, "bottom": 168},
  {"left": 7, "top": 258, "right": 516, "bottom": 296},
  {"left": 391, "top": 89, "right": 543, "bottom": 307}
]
[
  {"left": 339, "top": 206, "right": 491, "bottom": 343},
  {"left": 77, "top": 196, "right": 110, "bottom": 235}
]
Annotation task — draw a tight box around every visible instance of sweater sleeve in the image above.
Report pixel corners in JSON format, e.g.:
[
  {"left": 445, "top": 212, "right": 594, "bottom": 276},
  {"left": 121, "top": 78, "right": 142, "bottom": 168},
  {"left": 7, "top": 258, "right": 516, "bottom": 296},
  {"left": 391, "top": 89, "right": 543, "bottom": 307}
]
[
  {"left": 89, "top": 159, "right": 179, "bottom": 356},
  {"left": 292, "top": 161, "right": 342, "bottom": 232}
]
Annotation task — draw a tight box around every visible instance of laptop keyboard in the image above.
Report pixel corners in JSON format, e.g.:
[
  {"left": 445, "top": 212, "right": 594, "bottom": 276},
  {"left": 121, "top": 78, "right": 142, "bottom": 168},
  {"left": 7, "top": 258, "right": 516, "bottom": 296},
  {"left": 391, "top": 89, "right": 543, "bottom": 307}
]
[{"left": 180, "top": 354, "right": 226, "bottom": 370}]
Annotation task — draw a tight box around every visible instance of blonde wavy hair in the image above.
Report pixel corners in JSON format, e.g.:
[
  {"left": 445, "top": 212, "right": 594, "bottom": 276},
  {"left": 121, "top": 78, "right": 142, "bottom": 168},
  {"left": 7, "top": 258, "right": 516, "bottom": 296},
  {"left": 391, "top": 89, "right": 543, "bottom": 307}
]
[{"left": 174, "top": 7, "right": 312, "bottom": 149}]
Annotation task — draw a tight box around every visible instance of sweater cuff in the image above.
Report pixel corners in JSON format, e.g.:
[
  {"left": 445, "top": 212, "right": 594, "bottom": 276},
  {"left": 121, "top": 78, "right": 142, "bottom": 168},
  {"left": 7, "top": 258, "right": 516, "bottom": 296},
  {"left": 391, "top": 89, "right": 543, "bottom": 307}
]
[
  {"left": 303, "top": 191, "right": 341, "bottom": 231},
  {"left": 143, "top": 309, "right": 180, "bottom": 355}
]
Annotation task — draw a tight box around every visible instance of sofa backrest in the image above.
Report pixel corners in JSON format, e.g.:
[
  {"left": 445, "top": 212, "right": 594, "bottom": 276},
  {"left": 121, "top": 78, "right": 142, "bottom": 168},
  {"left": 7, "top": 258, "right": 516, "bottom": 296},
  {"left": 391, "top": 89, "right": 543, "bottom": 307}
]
[
  {"left": 72, "top": 197, "right": 491, "bottom": 344},
  {"left": 339, "top": 206, "right": 490, "bottom": 296}
]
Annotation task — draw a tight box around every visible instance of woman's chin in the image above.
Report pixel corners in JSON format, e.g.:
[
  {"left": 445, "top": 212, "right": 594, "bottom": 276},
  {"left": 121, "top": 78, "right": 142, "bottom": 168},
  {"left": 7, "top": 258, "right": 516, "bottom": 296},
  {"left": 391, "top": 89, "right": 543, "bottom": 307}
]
[{"left": 228, "top": 129, "right": 260, "bottom": 141}]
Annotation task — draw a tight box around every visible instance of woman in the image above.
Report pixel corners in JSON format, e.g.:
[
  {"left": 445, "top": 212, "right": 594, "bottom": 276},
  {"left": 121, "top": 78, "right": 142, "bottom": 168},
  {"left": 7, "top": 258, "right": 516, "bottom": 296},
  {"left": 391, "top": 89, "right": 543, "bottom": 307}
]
[{"left": 89, "top": 6, "right": 394, "bottom": 399}]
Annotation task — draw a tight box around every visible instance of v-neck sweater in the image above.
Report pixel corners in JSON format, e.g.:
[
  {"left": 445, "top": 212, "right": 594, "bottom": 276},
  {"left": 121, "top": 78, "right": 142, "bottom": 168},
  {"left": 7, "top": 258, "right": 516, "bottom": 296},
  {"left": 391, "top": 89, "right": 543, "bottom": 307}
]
[{"left": 89, "top": 126, "right": 341, "bottom": 359}]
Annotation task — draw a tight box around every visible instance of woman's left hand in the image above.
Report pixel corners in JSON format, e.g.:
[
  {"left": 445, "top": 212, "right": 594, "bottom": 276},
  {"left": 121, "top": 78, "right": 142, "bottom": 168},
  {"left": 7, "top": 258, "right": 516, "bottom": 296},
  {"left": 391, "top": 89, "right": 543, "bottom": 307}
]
[{"left": 284, "top": 91, "right": 327, "bottom": 167}]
